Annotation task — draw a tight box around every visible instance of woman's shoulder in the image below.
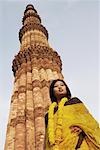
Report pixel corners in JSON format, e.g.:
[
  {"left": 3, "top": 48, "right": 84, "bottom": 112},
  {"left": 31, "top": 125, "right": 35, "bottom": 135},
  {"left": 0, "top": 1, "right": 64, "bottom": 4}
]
[
  {"left": 64, "top": 97, "right": 82, "bottom": 106},
  {"left": 70, "top": 97, "right": 82, "bottom": 103}
]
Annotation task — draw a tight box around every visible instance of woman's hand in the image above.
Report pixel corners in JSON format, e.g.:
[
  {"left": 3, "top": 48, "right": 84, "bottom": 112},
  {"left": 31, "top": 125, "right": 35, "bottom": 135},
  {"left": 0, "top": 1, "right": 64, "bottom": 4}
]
[{"left": 69, "top": 125, "right": 82, "bottom": 136}]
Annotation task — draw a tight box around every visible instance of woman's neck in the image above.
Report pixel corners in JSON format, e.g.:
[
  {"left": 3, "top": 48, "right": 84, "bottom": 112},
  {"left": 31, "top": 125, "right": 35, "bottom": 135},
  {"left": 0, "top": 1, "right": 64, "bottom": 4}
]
[
  {"left": 56, "top": 96, "right": 67, "bottom": 104},
  {"left": 56, "top": 99, "right": 61, "bottom": 104}
]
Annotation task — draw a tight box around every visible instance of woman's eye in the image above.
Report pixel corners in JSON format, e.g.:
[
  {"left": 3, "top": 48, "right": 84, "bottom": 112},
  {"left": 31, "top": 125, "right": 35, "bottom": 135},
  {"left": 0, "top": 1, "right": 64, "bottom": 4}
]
[{"left": 54, "top": 86, "right": 57, "bottom": 88}]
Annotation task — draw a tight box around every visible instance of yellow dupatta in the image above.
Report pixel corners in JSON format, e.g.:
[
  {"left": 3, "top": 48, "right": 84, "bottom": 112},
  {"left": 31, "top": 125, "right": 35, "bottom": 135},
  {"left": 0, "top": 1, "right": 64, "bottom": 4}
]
[{"left": 46, "top": 97, "right": 100, "bottom": 150}]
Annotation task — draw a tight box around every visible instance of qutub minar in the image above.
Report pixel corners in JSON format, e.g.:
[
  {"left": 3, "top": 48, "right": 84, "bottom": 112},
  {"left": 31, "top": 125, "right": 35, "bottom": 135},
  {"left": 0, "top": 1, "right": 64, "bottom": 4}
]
[{"left": 5, "top": 4, "right": 64, "bottom": 150}]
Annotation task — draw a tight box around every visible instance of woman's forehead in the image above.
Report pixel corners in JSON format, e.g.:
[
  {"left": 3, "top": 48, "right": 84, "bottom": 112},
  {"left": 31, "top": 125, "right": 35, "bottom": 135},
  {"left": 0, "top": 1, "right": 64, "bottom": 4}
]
[{"left": 54, "top": 80, "right": 64, "bottom": 85}]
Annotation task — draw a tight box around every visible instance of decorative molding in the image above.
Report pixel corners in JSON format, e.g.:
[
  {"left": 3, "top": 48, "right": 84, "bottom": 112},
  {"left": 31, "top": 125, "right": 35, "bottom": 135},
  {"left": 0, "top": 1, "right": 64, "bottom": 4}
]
[
  {"left": 25, "top": 109, "right": 34, "bottom": 121},
  {"left": 34, "top": 107, "right": 44, "bottom": 118},
  {"left": 11, "top": 91, "right": 18, "bottom": 103},
  {"left": 32, "top": 80, "right": 42, "bottom": 88},
  {"left": 26, "top": 83, "right": 33, "bottom": 91},
  {"left": 19, "top": 23, "right": 48, "bottom": 43},
  {"left": 12, "top": 44, "right": 62, "bottom": 76},
  {"left": 22, "top": 12, "right": 41, "bottom": 25},
  {"left": 16, "top": 116, "right": 26, "bottom": 125},
  {"left": 18, "top": 85, "right": 26, "bottom": 94},
  {"left": 8, "top": 116, "right": 25, "bottom": 127},
  {"left": 41, "top": 80, "right": 50, "bottom": 88},
  {"left": 24, "top": 4, "right": 37, "bottom": 15},
  {"left": 8, "top": 109, "right": 35, "bottom": 127}
]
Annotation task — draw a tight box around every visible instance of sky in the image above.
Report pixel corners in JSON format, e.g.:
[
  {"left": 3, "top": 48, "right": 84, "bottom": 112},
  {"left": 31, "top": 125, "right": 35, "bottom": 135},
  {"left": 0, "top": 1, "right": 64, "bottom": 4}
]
[{"left": 0, "top": 0, "right": 99, "bottom": 149}]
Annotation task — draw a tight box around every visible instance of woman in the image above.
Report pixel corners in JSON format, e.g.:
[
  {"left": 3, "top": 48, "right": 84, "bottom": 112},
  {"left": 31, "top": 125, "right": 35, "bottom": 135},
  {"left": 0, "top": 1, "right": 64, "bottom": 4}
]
[{"left": 45, "top": 79, "right": 100, "bottom": 150}]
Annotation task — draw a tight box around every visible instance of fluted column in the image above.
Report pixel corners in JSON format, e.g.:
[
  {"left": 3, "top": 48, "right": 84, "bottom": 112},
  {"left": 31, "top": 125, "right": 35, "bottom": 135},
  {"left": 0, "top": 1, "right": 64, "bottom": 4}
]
[
  {"left": 15, "top": 63, "right": 26, "bottom": 150},
  {"left": 4, "top": 80, "right": 18, "bottom": 150},
  {"left": 26, "top": 59, "right": 35, "bottom": 149}
]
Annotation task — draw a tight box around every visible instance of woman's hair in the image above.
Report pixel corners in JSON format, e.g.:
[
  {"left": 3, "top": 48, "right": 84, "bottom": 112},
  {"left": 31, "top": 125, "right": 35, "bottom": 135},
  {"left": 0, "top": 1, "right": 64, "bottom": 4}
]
[{"left": 49, "top": 79, "right": 71, "bottom": 103}]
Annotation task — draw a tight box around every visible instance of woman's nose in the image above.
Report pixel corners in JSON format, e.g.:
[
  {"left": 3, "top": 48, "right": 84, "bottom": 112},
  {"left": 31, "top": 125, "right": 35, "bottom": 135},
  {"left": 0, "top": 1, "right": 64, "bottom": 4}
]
[{"left": 58, "top": 86, "right": 62, "bottom": 89}]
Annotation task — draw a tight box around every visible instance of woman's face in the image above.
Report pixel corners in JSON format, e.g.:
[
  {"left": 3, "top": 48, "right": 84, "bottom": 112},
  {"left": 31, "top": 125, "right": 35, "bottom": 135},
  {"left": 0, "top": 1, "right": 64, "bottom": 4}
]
[{"left": 53, "top": 80, "right": 67, "bottom": 100}]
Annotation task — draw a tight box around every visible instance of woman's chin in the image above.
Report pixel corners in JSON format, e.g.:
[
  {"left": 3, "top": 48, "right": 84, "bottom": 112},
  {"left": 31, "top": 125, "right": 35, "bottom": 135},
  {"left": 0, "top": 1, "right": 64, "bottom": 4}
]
[{"left": 56, "top": 94, "right": 66, "bottom": 100}]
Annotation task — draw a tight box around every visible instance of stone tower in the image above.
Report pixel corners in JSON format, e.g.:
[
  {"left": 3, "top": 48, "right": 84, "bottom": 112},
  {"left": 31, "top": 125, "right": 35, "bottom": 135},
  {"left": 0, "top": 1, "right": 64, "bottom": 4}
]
[{"left": 5, "top": 4, "right": 63, "bottom": 150}]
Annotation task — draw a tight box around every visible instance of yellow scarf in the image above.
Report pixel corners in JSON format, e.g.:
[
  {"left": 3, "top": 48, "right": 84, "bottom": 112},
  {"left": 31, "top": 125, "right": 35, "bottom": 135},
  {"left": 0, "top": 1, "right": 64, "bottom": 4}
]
[{"left": 48, "top": 97, "right": 68, "bottom": 150}]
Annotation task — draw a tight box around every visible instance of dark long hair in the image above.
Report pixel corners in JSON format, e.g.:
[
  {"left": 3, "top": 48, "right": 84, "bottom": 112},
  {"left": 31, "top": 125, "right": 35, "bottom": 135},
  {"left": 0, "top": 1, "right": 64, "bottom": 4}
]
[{"left": 49, "top": 79, "right": 71, "bottom": 103}]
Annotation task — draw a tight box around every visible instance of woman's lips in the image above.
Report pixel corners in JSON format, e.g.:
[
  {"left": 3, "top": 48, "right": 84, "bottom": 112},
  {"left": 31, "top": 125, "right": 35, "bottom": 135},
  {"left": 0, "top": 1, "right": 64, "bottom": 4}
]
[{"left": 59, "top": 89, "right": 63, "bottom": 92}]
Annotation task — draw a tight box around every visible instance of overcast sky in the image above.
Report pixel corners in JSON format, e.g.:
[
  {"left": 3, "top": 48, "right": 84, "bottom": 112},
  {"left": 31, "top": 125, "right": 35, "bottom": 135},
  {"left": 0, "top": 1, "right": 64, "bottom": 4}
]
[{"left": 0, "top": 0, "right": 99, "bottom": 149}]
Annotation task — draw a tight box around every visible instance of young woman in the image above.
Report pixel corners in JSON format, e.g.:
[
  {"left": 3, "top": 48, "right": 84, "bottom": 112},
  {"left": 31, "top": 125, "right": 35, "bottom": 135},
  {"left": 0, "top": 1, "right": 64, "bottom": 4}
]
[{"left": 45, "top": 79, "right": 100, "bottom": 150}]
